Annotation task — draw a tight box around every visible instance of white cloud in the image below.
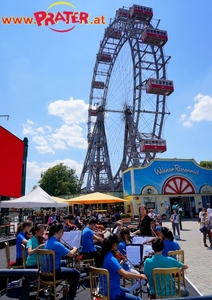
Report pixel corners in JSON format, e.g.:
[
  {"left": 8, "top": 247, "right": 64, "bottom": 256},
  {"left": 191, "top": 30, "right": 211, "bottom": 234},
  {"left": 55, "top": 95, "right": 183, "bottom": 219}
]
[
  {"left": 182, "top": 120, "right": 192, "bottom": 128},
  {"left": 51, "top": 124, "right": 87, "bottom": 149},
  {"left": 27, "top": 159, "right": 83, "bottom": 180},
  {"left": 22, "top": 97, "right": 88, "bottom": 154},
  {"left": 47, "top": 97, "right": 88, "bottom": 125},
  {"left": 190, "top": 93, "right": 212, "bottom": 122},
  {"left": 45, "top": 125, "right": 52, "bottom": 132},
  {"left": 32, "top": 135, "right": 47, "bottom": 146},
  {"left": 36, "top": 127, "right": 45, "bottom": 134},
  {"left": 179, "top": 114, "right": 186, "bottom": 122},
  {"left": 27, "top": 119, "right": 34, "bottom": 125},
  {"left": 179, "top": 93, "right": 212, "bottom": 127},
  {"left": 35, "top": 145, "right": 55, "bottom": 154},
  {"left": 23, "top": 124, "right": 36, "bottom": 135}
]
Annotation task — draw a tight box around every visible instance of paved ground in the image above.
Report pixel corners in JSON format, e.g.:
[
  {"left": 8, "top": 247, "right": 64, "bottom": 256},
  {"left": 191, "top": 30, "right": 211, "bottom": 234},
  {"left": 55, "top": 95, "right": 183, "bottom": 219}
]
[
  {"left": 0, "top": 219, "right": 210, "bottom": 299},
  {"left": 164, "top": 219, "right": 212, "bottom": 296}
]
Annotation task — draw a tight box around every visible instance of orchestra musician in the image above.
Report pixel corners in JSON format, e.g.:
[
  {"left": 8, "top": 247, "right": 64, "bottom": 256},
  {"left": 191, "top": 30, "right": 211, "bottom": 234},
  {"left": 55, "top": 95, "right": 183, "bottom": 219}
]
[
  {"left": 143, "top": 237, "right": 189, "bottom": 298},
  {"left": 117, "top": 228, "right": 142, "bottom": 293},
  {"left": 160, "top": 226, "right": 180, "bottom": 257},
  {"left": 81, "top": 217, "right": 104, "bottom": 266},
  {"left": 62, "top": 215, "right": 77, "bottom": 231},
  {"left": 26, "top": 223, "right": 46, "bottom": 269},
  {"left": 150, "top": 218, "right": 161, "bottom": 237},
  {"left": 44, "top": 222, "right": 80, "bottom": 300},
  {"left": 99, "top": 234, "right": 147, "bottom": 300},
  {"left": 15, "top": 221, "right": 33, "bottom": 265}
]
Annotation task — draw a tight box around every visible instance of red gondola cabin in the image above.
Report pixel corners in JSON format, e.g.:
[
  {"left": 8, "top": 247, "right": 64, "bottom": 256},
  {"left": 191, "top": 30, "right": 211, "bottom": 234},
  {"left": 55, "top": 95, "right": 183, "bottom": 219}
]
[
  {"left": 106, "top": 27, "right": 122, "bottom": 39},
  {"left": 146, "top": 78, "right": 174, "bottom": 96},
  {"left": 97, "top": 52, "right": 112, "bottom": 63},
  {"left": 92, "top": 81, "right": 105, "bottom": 89},
  {"left": 116, "top": 8, "right": 130, "bottom": 18},
  {"left": 142, "top": 27, "right": 168, "bottom": 46},
  {"left": 140, "top": 139, "right": 167, "bottom": 153},
  {"left": 89, "top": 109, "right": 98, "bottom": 116},
  {"left": 130, "top": 4, "right": 153, "bottom": 22}
]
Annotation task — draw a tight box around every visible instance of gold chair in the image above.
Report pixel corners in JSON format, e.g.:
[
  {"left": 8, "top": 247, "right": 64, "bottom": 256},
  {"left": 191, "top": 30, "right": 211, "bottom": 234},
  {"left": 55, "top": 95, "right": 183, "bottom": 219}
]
[
  {"left": 5, "top": 241, "right": 25, "bottom": 291},
  {"left": 21, "top": 244, "right": 27, "bottom": 268},
  {"left": 75, "top": 256, "right": 95, "bottom": 290},
  {"left": 75, "top": 255, "right": 95, "bottom": 273},
  {"left": 36, "top": 249, "right": 68, "bottom": 300},
  {"left": 89, "top": 266, "right": 110, "bottom": 300},
  {"left": 152, "top": 267, "right": 181, "bottom": 299},
  {"left": 168, "top": 249, "right": 186, "bottom": 287}
]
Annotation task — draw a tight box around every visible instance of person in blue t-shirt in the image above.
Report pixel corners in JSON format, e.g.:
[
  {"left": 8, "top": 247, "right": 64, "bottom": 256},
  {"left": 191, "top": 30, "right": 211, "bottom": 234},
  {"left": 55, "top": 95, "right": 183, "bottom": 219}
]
[
  {"left": 81, "top": 217, "right": 104, "bottom": 266},
  {"left": 16, "top": 221, "right": 33, "bottom": 265},
  {"left": 99, "top": 234, "right": 147, "bottom": 300},
  {"left": 144, "top": 237, "right": 189, "bottom": 298},
  {"left": 45, "top": 223, "right": 80, "bottom": 300},
  {"left": 118, "top": 228, "right": 143, "bottom": 293},
  {"left": 161, "top": 227, "right": 180, "bottom": 257}
]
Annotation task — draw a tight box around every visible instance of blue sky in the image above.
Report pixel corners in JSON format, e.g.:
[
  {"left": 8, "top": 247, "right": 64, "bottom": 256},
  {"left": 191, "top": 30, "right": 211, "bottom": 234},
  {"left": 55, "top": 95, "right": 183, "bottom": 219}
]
[{"left": 1, "top": 0, "right": 212, "bottom": 194}]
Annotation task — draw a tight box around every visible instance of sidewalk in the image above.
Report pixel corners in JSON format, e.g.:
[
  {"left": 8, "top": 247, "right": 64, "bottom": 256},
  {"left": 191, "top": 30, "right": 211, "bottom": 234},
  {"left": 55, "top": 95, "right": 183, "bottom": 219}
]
[{"left": 165, "top": 219, "right": 212, "bottom": 296}]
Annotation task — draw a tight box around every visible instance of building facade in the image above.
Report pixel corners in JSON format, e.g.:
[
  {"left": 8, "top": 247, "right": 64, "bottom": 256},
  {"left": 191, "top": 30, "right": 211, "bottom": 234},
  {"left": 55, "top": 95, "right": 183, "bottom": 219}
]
[{"left": 122, "top": 158, "right": 212, "bottom": 217}]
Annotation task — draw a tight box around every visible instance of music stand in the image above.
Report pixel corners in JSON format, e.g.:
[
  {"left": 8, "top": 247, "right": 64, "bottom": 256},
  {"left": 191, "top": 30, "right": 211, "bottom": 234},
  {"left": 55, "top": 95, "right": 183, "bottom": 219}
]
[{"left": 126, "top": 244, "right": 143, "bottom": 267}]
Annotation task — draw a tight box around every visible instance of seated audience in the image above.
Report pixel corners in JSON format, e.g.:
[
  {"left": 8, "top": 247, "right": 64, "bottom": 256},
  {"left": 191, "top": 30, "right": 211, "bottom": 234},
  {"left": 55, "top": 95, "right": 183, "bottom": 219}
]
[
  {"left": 144, "top": 237, "right": 189, "bottom": 298},
  {"left": 16, "top": 221, "right": 33, "bottom": 265},
  {"left": 26, "top": 223, "right": 45, "bottom": 268},
  {"left": 99, "top": 234, "right": 147, "bottom": 300},
  {"left": 45, "top": 223, "right": 80, "bottom": 300}
]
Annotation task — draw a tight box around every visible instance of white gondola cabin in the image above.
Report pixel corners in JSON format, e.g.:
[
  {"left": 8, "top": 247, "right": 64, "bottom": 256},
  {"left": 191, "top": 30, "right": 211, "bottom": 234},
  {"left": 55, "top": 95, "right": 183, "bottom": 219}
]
[
  {"left": 116, "top": 8, "right": 130, "bottom": 18},
  {"left": 140, "top": 139, "right": 167, "bottom": 153},
  {"left": 97, "top": 52, "right": 112, "bottom": 63},
  {"left": 146, "top": 78, "right": 174, "bottom": 96},
  {"left": 106, "top": 27, "right": 122, "bottom": 39},
  {"left": 92, "top": 81, "right": 105, "bottom": 89},
  {"left": 142, "top": 27, "right": 168, "bottom": 46},
  {"left": 130, "top": 4, "right": 153, "bottom": 22}
]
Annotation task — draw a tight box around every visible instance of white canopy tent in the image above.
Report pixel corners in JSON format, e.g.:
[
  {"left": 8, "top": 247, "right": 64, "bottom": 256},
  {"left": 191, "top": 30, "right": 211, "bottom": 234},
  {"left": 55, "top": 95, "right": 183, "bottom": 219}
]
[{"left": 0, "top": 186, "right": 68, "bottom": 208}]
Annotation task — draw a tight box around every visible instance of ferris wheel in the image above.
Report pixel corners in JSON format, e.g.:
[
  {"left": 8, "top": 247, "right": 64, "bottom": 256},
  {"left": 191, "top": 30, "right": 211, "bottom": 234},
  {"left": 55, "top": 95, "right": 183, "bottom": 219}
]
[{"left": 80, "top": 4, "right": 174, "bottom": 193}]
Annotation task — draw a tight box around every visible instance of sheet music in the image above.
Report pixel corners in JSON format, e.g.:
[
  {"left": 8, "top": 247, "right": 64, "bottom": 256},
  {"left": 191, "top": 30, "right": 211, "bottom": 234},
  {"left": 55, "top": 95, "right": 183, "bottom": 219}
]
[
  {"left": 126, "top": 245, "right": 142, "bottom": 265},
  {"left": 132, "top": 236, "right": 154, "bottom": 244},
  {"left": 143, "top": 244, "right": 154, "bottom": 259},
  {"left": 62, "top": 231, "right": 81, "bottom": 249}
]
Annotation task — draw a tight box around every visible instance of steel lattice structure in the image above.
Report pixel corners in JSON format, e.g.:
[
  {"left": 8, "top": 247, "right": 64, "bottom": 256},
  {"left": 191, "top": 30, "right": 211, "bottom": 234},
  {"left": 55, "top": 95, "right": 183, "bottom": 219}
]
[{"left": 80, "top": 6, "right": 171, "bottom": 193}]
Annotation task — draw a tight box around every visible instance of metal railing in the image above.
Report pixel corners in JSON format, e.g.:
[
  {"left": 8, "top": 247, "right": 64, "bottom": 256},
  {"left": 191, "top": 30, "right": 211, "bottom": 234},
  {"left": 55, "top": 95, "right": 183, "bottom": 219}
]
[{"left": 0, "top": 268, "right": 38, "bottom": 300}]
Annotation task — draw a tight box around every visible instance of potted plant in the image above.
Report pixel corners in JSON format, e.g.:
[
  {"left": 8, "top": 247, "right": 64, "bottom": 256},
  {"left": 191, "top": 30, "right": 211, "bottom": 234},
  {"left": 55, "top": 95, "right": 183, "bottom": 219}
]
[{"left": 121, "top": 213, "right": 132, "bottom": 223}]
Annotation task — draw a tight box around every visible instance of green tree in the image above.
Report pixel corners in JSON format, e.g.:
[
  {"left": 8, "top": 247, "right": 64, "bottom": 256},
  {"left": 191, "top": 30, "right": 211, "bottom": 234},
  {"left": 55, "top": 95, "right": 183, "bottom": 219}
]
[
  {"left": 38, "top": 163, "right": 79, "bottom": 196},
  {"left": 200, "top": 161, "right": 212, "bottom": 169}
]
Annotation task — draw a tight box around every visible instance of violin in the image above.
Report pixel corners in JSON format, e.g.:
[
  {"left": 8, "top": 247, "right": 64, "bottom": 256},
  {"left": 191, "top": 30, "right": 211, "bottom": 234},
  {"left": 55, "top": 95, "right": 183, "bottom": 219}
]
[
  {"left": 38, "top": 236, "right": 47, "bottom": 245},
  {"left": 94, "top": 225, "right": 104, "bottom": 239},
  {"left": 114, "top": 251, "right": 126, "bottom": 261},
  {"left": 25, "top": 232, "right": 33, "bottom": 239},
  {"left": 66, "top": 222, "right": 77, "bottom": 231}
]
